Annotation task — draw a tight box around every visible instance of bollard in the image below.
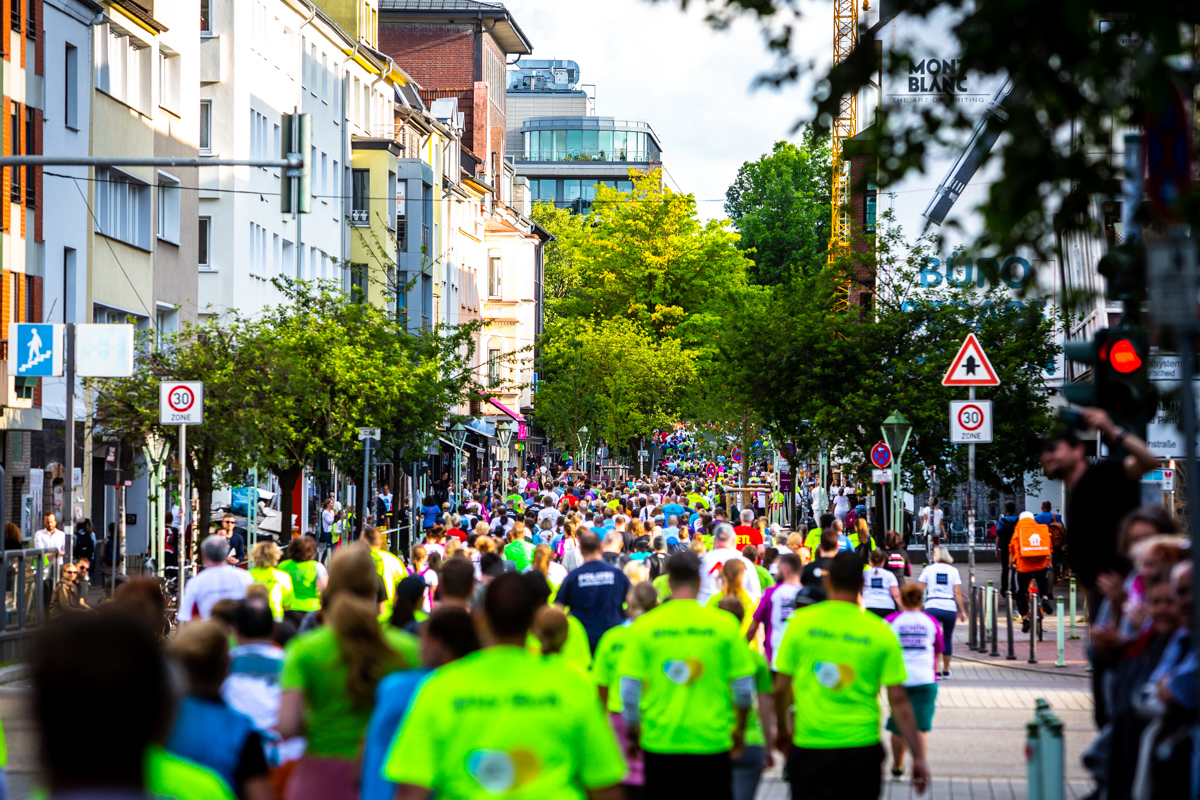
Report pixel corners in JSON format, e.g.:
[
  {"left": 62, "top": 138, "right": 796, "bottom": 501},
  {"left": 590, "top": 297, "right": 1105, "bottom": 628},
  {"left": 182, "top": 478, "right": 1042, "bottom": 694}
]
[
  {"left": 976, "top": 587, "right": 989, "bottom": 653},
  {"left": 1028, "top": 585, "right": 1038, "bottom": 664},
  {"left": 1068, "top": 577, "right": 1079, "bottom": 640},
  {"left": 1006, "top": 588, "right": 1016, "bottom": 660},
  {"left": 1026, "top": 699, "right": 1065, "bottom": 800},
  {"left": 990, "top": 587, "right": 1000, "bottom": 657},
  {"left": 968, "top": 586, "right": 978, "bottom": 650},
  {"left": 986, "top": 580, "right": 994, "bottom": 640},
  {"left": 1055, "top": 597, "right": 1065, "bottom": 667}
]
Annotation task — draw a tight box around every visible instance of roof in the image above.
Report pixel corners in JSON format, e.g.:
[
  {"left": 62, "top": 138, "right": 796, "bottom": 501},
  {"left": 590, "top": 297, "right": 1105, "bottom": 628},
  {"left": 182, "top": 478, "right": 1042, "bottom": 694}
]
[{"left": 378, "top": 0, "right": 532, "bottom": 55}]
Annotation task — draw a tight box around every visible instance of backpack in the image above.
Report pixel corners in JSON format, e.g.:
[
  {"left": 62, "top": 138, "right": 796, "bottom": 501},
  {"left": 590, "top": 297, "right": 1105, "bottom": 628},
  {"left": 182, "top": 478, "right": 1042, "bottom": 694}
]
[
  {"left": 1015, "top": 518, "right": 1052, "bottom": 559},
  {"left": 647, "top": 552, "right": 667, "bottom": 580}
]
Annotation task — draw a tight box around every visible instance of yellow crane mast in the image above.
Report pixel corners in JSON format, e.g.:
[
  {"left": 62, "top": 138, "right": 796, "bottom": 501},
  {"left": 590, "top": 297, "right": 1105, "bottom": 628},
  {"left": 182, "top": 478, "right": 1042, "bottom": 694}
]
[{"left": 828, "top": 0, "right": 859, "bottom": 312}]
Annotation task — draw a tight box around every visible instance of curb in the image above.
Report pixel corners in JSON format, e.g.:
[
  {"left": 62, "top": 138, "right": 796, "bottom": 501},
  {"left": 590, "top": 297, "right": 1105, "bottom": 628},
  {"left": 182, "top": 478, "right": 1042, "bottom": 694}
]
[
  {"left": 0, "top": 663, "right": 29, "bottom": 685},
  {"left": 954, "top": 651, "right": 1091, "bottom": 679}
]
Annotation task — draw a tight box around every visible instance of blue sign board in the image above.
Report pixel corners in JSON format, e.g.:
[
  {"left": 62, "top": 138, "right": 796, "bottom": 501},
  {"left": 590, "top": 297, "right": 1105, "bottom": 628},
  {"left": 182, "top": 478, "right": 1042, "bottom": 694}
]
[
  {"left": 7, "top": 324, "right": 62, "bottom": 377},
  {"left": 870, "top": 441, "right": 893, "bottom": 469}
]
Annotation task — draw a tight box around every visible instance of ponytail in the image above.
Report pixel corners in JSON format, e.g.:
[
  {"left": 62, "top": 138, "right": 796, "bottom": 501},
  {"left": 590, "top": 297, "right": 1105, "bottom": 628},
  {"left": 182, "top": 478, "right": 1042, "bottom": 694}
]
[{"left": 325, "top": 593, "right": 405, "bottom": 707}]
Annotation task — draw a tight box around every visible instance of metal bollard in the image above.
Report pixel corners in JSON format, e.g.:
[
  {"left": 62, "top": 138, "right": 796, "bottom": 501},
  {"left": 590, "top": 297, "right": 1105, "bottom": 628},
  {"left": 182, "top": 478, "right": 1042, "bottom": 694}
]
[
  {"left": 976, "top": 587, "right": 989, "bottom": 652},
  {"left": 990, "top": 586, "right": 1000, "bottom": 657},
  {"left": 1056, "top": 597, "right": 1066, "bottom": 667},
  {"left": 1006, "top": 589, "right": 1016, "bottom": 660},
  {"left": 1026, "top": 699, "right": 1065, "bottom": 800},
  {"left": 986, "top": 580, "right": 994, "bottom": 639},
  {"left": 1028, "top": 585, "right": 1038, "bottom": 664},
  {"left": 1068, "top": 577, "right": 1079, "bottom": 639},
  {"left": 968, "top": 585, "right": 978, "bottom": 650}
]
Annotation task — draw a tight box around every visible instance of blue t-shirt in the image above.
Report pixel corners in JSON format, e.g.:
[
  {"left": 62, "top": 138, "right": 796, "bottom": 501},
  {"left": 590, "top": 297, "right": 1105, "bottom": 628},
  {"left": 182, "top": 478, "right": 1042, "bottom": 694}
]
[
  {"left": 361, "top": 668, "right": 433, "bottom": 800},
  {"left": 421, "top": 506, "right": 439, "bottom": 528},
  {"left": 555, "top": 560, "right": 632, "bottom": 652},
  {"left": 165, "top": 696, "right": 258, "bottom": 788},
  {"left": 837, "top": 534, "right": 854, "bottom": 552},
  {"left": 661, "top": 503, "right": 688, "bottom": 519},
  {"left": 1033, "top": 512, "right": 1062, "bottom": 526}
]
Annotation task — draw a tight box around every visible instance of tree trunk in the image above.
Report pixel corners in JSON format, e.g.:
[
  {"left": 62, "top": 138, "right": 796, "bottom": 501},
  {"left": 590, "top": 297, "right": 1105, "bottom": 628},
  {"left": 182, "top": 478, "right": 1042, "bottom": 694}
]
[{"left": 276, "top": 463, "right": 303, "bottom": 545}]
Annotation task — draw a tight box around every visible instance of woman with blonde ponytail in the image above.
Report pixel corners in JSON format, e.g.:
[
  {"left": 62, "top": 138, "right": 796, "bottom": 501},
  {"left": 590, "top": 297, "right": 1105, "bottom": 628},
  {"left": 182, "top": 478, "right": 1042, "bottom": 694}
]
[{"left": 278, "top": 544, "right": 420, "bottom": 800}]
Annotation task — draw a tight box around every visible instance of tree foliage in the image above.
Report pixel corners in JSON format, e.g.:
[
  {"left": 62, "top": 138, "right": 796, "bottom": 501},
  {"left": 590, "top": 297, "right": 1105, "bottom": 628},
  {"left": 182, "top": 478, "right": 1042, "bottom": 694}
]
[{"left": 724, "top": 130, "right": 832, "bottom": 285}]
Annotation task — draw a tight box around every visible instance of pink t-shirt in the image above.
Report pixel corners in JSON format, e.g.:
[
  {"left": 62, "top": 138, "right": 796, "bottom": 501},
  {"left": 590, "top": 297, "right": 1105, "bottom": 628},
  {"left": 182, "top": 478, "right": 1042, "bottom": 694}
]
[{"left": 885, "top": 610, "right": 945, "bottom": 686}]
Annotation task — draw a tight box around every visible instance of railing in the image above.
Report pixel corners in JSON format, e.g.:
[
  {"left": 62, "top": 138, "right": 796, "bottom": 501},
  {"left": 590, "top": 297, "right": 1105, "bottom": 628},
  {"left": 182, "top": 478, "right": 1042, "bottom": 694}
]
[
  {"left": 421, "top": 224, "right": 430, "bottom": 252},
  {"left": 396, "top": 218, "right": 407, "bottom": 250},
  {"left": 516, "top": 149, "right": 659, "bottom": 164},
  {"left": 0, "top": 548, "right": 60, "bottom": 635}
]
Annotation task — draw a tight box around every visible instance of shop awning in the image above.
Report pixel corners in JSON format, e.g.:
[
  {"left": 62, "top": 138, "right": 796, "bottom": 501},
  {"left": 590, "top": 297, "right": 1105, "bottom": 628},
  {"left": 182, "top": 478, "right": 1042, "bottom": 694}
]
[{"left": 484, "top": 397, "right": 526, "bottom": 422}]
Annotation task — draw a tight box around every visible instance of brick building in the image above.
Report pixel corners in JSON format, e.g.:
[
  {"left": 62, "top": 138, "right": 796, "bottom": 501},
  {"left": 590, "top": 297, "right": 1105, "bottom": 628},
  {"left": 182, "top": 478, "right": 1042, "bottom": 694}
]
[{"left": 378, "top": 0, "right": 532, "bottom": 201}]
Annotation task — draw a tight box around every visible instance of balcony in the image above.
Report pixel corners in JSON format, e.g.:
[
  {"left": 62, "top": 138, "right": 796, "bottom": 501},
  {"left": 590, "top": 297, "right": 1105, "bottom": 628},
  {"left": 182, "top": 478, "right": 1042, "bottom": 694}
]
[{"left": 515, "top": 149, "right": 659, "bottom": 164}]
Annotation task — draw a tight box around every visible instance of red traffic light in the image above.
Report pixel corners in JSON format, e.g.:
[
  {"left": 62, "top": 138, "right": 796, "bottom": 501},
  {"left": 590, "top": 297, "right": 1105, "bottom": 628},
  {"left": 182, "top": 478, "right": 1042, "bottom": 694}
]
[{"left": 1104, "top": 339, "right": 1143, "bottom": 373}]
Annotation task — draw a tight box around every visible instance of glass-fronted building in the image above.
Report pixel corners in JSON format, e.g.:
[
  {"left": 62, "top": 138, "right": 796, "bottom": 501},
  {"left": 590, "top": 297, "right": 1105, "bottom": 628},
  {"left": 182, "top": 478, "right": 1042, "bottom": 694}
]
[{"left": 506, "top": 60, "right": 663, "bottom": 212}]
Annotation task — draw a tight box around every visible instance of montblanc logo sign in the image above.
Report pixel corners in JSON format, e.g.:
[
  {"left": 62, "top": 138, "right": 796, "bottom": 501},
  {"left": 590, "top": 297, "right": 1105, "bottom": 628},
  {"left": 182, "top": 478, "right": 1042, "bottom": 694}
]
[
  {"left": 908, "top": 59, "right": 967, "bottom": 93},
  {"left": 889, "top": 58, "right": 989, "bottom": 105}
]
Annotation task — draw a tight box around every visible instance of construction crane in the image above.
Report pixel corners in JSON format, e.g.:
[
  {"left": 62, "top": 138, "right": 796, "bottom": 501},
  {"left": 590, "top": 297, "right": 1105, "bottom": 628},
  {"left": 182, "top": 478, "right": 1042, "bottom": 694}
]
[{"left": 828, "top": 0, "right": 860, "bottom": 312}]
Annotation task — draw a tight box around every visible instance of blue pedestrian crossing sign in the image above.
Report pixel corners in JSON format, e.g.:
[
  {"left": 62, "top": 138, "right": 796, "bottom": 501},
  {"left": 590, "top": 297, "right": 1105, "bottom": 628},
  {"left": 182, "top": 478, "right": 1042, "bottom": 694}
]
[{"left": 7, "top": 323, "right": 63, "bottom": 377}]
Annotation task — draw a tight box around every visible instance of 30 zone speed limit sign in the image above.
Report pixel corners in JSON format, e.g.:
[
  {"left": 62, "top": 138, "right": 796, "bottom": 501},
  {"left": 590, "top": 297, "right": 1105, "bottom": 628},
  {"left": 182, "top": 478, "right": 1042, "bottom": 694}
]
[
  {"left": 950, "top": 400, "right": 992, "bottom": 444},
  {"left": 160, "top": 381, "right": 205, "bottom": 425}
]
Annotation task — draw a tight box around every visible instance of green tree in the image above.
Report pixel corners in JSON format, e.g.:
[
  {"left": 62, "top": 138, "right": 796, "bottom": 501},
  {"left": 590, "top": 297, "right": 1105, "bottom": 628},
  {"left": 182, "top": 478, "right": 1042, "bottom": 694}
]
[
  {"left": 251, "top": 280, "right": 477, "bottom": 538},
  {"left": 536, "top": 170, "right": 751, "bottom": 348},
  {"left": 535, "top": 319, "right": 696, "bottom": 454},
  {"left": 90, "top": 316, "right": 268, "bottom": 539},
  {"left": 725, "top": 131, "right": 832, "bottom": 285},
  {"left": 530, "top": 202, "right": 592, "bottom": 324}
]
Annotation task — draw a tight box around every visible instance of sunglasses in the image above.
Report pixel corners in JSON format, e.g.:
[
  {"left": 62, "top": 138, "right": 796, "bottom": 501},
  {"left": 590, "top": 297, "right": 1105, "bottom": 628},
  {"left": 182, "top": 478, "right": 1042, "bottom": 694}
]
[{"left": 62, "top": 570, "right": 78, "bottom": 575}]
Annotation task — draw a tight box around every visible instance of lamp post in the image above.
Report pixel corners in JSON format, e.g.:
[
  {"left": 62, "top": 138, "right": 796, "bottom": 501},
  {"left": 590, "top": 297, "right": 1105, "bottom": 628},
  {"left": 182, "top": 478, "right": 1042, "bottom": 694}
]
[
  {"left": 449, "top": 422, "right": 468, "bottom": 509},
  {"left": 496, "top": 421, "right": 514, "bottom": 495},
  {"left": 881, "top": 411, "right": 913, "bottom": 540},
  {"left": 577, "top": 425, "right": 591, "bottom": 478}
]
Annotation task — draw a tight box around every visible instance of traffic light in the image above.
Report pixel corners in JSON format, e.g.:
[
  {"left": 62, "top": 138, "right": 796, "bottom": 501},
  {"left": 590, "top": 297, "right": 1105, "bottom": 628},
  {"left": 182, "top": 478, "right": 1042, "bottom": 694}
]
[
  {"left": 280, "top": 112, "right": 312, "bottom": 214},
  {"left": 1062, "top": 327, "right": 1155, "bottom": 438}
]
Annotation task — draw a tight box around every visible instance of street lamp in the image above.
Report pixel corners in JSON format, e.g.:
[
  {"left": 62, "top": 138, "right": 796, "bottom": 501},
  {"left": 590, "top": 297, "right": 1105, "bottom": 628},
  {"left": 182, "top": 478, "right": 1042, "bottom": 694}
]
[
  {"left": 496, "top": 421, "right": 514, "bottom": 493},
  {"left": 449, "top": 422, "right": 468, "bottom": 509},
  {"left": 577, "top": 425, "right": 590, "bottom": 477},
  {"left": 881, "top": 411, "right": 913, "bottom": 540}
]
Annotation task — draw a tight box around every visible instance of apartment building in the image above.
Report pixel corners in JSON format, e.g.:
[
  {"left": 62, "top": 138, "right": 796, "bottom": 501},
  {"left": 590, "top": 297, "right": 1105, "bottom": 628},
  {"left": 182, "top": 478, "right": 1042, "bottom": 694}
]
[{"left": 197, "top": 0, "right": 397, "bottom": 317}]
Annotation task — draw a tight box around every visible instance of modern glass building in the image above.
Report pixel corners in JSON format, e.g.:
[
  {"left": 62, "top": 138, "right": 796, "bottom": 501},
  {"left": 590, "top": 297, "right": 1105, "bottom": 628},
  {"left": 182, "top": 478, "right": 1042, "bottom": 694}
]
[{"left": 506, "top": 60, "right": 663, "bottom": 212}]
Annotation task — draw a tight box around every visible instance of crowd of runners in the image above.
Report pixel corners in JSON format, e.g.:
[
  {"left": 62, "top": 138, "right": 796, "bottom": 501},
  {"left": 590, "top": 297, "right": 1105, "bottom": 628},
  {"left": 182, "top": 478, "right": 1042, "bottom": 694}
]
[{"left": 15, "top": 409, "right": 1196, "bottom": 800}]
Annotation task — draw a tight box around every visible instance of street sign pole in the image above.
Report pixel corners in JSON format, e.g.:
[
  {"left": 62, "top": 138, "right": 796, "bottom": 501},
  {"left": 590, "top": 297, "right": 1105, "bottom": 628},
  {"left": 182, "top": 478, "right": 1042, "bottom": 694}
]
[
  {"left": 62, "top": 323, "right": 75, "bottom": 564},
  {"left": 968, "top": 387, "right": 976, "bottom": 597},
  {"left": 363, "top": 435, "right": 372, "bottom": 536},
  {"left": 179, "top": 423, "right": 188, "bottom": 605}
]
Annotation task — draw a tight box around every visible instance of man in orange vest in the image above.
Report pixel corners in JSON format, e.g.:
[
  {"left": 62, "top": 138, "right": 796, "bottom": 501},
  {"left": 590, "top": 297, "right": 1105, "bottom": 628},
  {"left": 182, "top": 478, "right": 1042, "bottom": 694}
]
[{"left": 1009, "top": 513, "right": 1053, "bottom": 633}]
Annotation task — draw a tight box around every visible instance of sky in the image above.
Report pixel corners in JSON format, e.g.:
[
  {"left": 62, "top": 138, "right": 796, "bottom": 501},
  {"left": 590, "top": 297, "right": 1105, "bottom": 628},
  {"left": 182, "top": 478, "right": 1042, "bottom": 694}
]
[{"left": 503, "top": 0, "right": 829, "bottom": 220}]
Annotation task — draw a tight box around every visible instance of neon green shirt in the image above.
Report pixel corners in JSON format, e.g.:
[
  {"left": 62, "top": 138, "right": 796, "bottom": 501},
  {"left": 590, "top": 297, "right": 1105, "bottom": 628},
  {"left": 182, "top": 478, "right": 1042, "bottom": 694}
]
[
  {"left": 687, "top": 494, "right": 710, "bottom": 510},
  {"left": 384, "top": 645, "right": 626, "bottom": 798},
  {"left": 526, "top": 615, "right": 593, "bottom": 673},
  {"left": 774, "top": 600, "right": 907, "bottom": 749},
  {"left": 281, "top": 625, "right": 419, "bottom": 759},
  {"left": 248, "top": 567, "right": 294, "bottom": 620},
  {"left": 146, "top": 746, "right": 237, "bottom": 800},
  {"left": 617, "top": 599, "right": 755, "bottom": 755},
  {"left": 592, "top": 620, "right": 634, "bottom": 713},
  {"left": 755, "top": 565, "right": 775, "bottom": 590},
  {"left": 744, "top": 650, "right": 773, "bottom": 747},
  {"left": 369, "top": 548, "right": 408, "bottom": 615},
  {"left": 804, "top": 530, "right": 822, "bottom": 551},
  {"left": 278, "top": 559, "right": 322, "bottom": 612},
  {"left": 651, "top": 574, "right": 671, "bottom": 602},
  {"left": 504, "top": 539, "right": 536, "bottom": 572}
]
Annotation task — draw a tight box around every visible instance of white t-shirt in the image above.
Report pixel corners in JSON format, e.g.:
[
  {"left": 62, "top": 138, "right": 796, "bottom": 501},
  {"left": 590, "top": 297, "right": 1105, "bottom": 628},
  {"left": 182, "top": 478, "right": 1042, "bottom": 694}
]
[
  {"left": 833, "top": 490, "right": 850, "bottom": 514},
  {"left": 34, "top": 528, "right": 65, "bottom": 555},
  {"left": 921, "top": 507, "right": 944, "bottom": 534},
  {"left": 178, "top": 564, "right": 254, "bottom": 621},
  {"left": 862, "top": 566, "right": 899, "bottom": 610},
  {"left": 887, "top": 610, "right": 943, "bottom": 686},
  {"left": 919, "top": 563, "right": 962, "bottom": 612},
  {"left": 697, "top": 548, "right": 762, "bottom": 605},
  {"left": 418, "top": 567, "right": 439, "bottom": 614}
]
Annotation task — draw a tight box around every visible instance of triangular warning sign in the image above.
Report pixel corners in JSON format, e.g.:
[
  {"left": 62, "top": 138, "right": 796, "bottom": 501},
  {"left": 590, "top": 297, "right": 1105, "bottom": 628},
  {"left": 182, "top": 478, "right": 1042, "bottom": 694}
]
[{"left": 942, "top": 333, "right": 1000, "bottom": 386}]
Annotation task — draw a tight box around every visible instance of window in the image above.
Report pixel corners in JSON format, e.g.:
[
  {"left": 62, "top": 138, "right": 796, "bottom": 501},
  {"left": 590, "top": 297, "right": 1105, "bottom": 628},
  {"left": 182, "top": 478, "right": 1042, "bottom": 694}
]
[
  {"left": 65, "top": 44, "right": 79, "bottom": 128},
  {"left": 24, "top": 107, "right": 33, "bottom": 208},
  {"left": 250, "top": 109, "right": 269, "bottom": 160},
  {"left": 10, "top": 105, "right": 20, "bottom": 202},
  {"left": 155, "top": 306, "right": 178, "bottom": 350},
  {"left": 95, "top": 168, "right": 151, "bottom": 249},
  {"left": 158, "top": 48, "right": 181, "bottom": 112},
  {"left": 199, "top": 101, "right": 212, "bottom": 152},
  {"left": 248, "top": 222, "right": 268, "bottom": 278},
  {"left": 24, "top": 275, "right": 34, "bottom": 322},
  {"left": 11, "top": 0, "right": 20, "bottom": 32},
  {"left": 95, "top": 22, "right": 152, "bottom": 114},
  {"left": 300, "top": 36, "right": 307, "bottom": 89},
  {"left": 198, "top": 217, "right": 212, "bottom": 269},
  {"left": 157, "top": 173, "right": 180, "bottom": 243},
  {"left": 272, "top": 233, "right": 280, "bottom": 275},
  {"left": 351, "top": 169, "right": 370, "bottom": 225},
  {"left": 350, "top": 263, "right": 367, "bottom": 299},
  {"left": 281, "top": 239, "right": 294, "bottom": 277},
  {"left": 488, "top": 349, "right": 501, "bottom": 386},
  {"left": 321, "top": 52, "right": 328, "bottom": 100},
  {"left": 200, "top": 0, "right": 212, "bottom": 34},
  {"left": 488, "top": 256, "right": 502, "bottom": 298},
  {"left": 26, "top": 0, "right": 34, "bottom": 38},
  {"left": 865, "top": 182, "right": 878, "bottom": 234},
  {"left": 563, "top": 180, "right": 581, "bottom": 203},
  {"left": 387, "top": 171, "right": 397, "bottom": 228},
  {"left": 539, "top": 180, "right": 556, "bottom": 203},
  {"left": 320, "top": 151, "right": 328, "bottom": 197}
]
